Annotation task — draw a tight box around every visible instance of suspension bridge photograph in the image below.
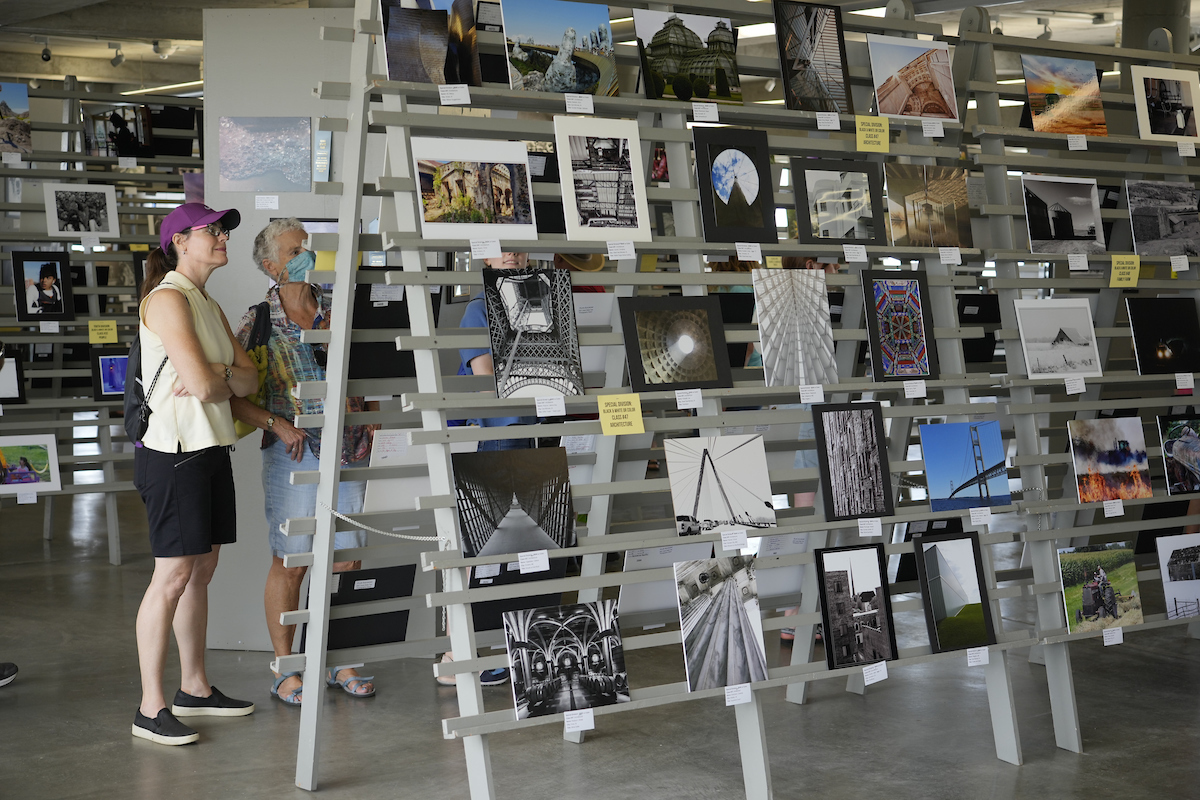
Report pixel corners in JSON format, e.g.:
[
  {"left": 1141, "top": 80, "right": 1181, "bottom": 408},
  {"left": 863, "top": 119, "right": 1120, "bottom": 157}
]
[{"left": 918, "top": 420, "right": 1012, "bottom": 512}]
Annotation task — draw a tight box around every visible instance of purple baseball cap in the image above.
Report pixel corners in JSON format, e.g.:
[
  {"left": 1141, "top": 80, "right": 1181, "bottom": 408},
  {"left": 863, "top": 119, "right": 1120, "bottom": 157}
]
[{"left": 159, "top": 202, "right": 242, "bottom": 252}]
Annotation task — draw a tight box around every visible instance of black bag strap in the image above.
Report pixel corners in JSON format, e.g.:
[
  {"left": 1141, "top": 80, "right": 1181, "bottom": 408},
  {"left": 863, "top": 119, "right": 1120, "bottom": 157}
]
[
  {"left": 143, "top": 355, "right": 168, "bottom": 398},
  {"left": 246, "top": 301, "right": 272, "bottom": 349}
]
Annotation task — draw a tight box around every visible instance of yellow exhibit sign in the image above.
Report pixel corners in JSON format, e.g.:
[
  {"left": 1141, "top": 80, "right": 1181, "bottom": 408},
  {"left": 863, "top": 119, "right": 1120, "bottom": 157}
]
[
  {"left": 765, "top": 256, "right": 783, "bottom": 269},
  {"left": 599, "top": 393, "right": 645, "bottom": 436},
  {"left": 856, "top": 116, "right": 890, "bottom": 153},
  {"left": 1109, "top": 255, "right": 1140, "bottom": 287},
  {"left": 88, "top": 320, "right": 118, "bottom": 344}
]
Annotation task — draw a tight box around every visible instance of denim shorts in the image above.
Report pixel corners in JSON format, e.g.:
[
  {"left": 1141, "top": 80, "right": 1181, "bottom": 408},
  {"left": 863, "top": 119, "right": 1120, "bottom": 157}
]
[{"left": 262, "top": 437, "right": 367, "bottom": 559}]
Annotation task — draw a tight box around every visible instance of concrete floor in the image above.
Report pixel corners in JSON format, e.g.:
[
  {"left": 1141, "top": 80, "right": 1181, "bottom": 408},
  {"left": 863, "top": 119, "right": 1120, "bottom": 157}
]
[{"left": 3, "top": 490, "right": 1200, "bottom": 800}]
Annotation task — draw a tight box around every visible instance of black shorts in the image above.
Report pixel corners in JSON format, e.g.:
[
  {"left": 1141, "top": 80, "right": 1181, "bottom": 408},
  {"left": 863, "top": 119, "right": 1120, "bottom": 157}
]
[{"left": 134, "top": 445, "right": 237, "bottom": 558}]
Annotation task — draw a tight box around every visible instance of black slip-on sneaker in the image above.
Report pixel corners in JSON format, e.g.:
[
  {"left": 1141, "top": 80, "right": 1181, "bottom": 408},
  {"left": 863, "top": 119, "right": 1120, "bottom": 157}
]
[
  {"left": 132, "top": 709, "right": 199, "bottom": 746},
  {"left": 0, "top": 663, "right": 17, "bottom": 688},
  {"left": 171, "top": 685, "right": 255, "bottom": 717}
]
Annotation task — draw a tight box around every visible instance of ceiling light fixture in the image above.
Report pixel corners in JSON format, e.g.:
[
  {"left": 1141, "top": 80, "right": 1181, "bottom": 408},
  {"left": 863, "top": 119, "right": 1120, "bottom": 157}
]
[
  {"left": 119, "top": 80, "right": 204, "bottom": 96},
  {"left": 109, "top": 42, "right": 125, "bottom": 67}
]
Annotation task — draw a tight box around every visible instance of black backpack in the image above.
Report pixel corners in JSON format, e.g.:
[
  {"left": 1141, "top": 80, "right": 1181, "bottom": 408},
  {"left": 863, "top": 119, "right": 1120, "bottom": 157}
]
[{"left": 123, "top": 334, "right": 168, "bottom": 445}]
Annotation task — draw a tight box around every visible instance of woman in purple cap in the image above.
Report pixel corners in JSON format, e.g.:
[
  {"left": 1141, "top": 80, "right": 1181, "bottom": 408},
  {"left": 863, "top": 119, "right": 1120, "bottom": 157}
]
[{"left": 131, "top": 202, "right": 259, "bottom": 746}]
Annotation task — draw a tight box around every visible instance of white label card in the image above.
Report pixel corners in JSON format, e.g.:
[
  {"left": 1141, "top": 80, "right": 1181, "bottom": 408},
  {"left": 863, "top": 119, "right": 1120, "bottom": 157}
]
[
  {"left": 1067, "top": 134, "right": 1087, "bottom": 151},
  {"left": 1, "top": 152, "right": 20, "bottom": 164},
  {"left": 565, "top": 93, "right": 594, "bottom": 114},
  {"left": 692, "top": 102, "right": 719, "bottom": 122},
  {"left": 1172, "top": 255, "right": 1190, "bottom": 272},
  {"left": 1103, "top": 498, "right": 1125, "bottom": 518},
  {"left": 1064, "top": 376, "right": 1086, "bottom": 395},
  {"left": 81, "top": 234, "right": 100, "bottom": 249},
  {"left": 969, "top": 506, "right": 993, "bottom": 526},
  {"left": 842, "top": 244, "right": 868, "bottom": 263},
  {"left": 370, "top": 283, "right": 404, "bottom": 303},
  {"left": 862, "top": 661, "right": 888, "bottom": 686},
  {"left": 799, "top": 384, "right": 825, "bottom": 404},
  {"left": 118, "top": 156, "right": 137, "bottom": 168},
  {"left": 255, "top": 195, "right": 279, "bottom": 210},
  {"left": 528, "top": 154, "right": 547, "bottom": 177},
  {"left": 607, "top": 240, "right": 635, "bottom": 260},
  {"left": 725, "top": 426, "right": 744, "bottom": 435},
  {"left": 735, "top": 242, "right": 763, "bottom": 262},
  {"left": 371, "top": 429, "right": 408, "bottom": 464},
  {"left": 439, "top": 84, "right": 471, "bottom": 105},
  {"left": 903, "top": 379, "right": 927, "bottom": 399},
  {"left": 938, "top": 246, "right": 962, "bottom": 266},
  {"left": 1177, "top": 372, "right": 1195, "bottom": 391},
  {"left": 470, "top": 239, "right": 502, "bottom": 260},
  {"left": 353, "top": 579, "right": 377, "bottom": 591},
  {"left": 858, "top": 518, "right": 883, "bottom": 537},
  {"left": 475, "top": 562, "right": 501, "bottom": 579},
  {"left": 921, "top": 119, "right": 945, "bottom": 138},
  {"left": 721, "top": 529, "right": 749, "bottom": 552},
  {"left": 518, "top": 549, "right": 551, "bottom": 574},
  {"left": 675, "top": 388, "right": 703, "bottom": 410},
  {"left": 966, "top": 646, "right": 990, "bottom": 667},
  {"left": 562, "top": 434, "right": 596, "bottom": 455},
  {"left": 1179, "top": 141, "right": 1196, "bottom": 157},
  {"left": 564, "top": 708, "right": 595, "bottom": 732},
  {"left": 1067, "top": 253, "right": 1089, "bottom": 272},
  {"left": 39, "top": 321, "right": 59, "bottom": 334},
  {"left": 724, "top": 683, "right": 753, "bottom": 706},
  {"left": 754, "top": 424, "right": 770, "bottom": 433},
  {"left": 16, "top": 491, "right": 36, "bottom": 505},
  {"left": 535, "top": 395, "right": 566, "bottom": 417},
  {"left": 816, "top": 112, "right": 840, "bottom": 131},
  {"left": 1103, "top": 627, "right": 1124, "bottom": 646}
]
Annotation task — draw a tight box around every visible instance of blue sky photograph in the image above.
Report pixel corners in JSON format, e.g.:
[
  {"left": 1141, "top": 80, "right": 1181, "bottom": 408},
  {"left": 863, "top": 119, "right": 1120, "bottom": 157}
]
[
  {"left": 502, "top": 0, "right": 612, "bottom": 48},
  {"left": 920, "top": 421, "right": 1010, "bottom": 510},
  {"left": 710, "top": 147, "right": 759, "bottom": 204}
]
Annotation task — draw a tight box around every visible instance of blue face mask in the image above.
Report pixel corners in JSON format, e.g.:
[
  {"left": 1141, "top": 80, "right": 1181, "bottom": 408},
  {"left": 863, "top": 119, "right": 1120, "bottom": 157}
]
[{"left": 285, "top": 249, "right": 316, "bottom": 283}]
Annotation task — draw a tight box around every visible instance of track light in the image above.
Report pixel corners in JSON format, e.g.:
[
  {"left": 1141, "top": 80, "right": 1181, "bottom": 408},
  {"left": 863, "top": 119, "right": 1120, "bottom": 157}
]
[
  {"left": 40, "top": 47, "right": 51, "bottom": 61},
  {"left": 109, "top": 42, "right": 124, "bottom": 67}
]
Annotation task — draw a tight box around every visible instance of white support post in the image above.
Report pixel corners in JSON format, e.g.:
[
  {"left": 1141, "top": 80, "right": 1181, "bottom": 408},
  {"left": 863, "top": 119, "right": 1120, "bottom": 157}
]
[{"left": 735, "top": 693, "right": 774, "bottom": 800}]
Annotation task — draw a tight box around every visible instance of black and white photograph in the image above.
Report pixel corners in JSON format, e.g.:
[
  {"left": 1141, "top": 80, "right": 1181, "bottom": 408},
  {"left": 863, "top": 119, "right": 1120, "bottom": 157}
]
[
  {"left": 884, "top": 163, "right": 973, "bottom": 248},
  {"left": 866, "top": 34, "right": 958, "bottom": 121},
  {"left": 773, "top": 1, "right": 852, "bottom": 114},
  {"left": 11, "top": 251, "right": 75, "bottom": 323},
  {"left": 218, "top": 116, "right": 312, "bottom": 193},
  {"left": 1132, "top": 65, "right": 1200, "bottom": 143},
  {"left": 554, "top": 116, "right": 651, "bottom": 242},
  {"left": 0, "top": 349, "right": 26, "bottom": 405},
  {"left": 1013, "top": 297, "right": 1103, "bottom": 378},
  {"left": 1156, "top": 532, "right": 1200, "bottom": 620},
  {"left": 815, "top": 544, "right": 898, "bottom": 669},
  {"left": 1126, "top": 297, "right": 1200, "bottom": 375},
  {"left": 913, "top": 531, "right": 997, "bottom": 653},
  {"left": 693, "top": 127, "right": 777, "bottom": 244},
  {"left": 382, "top": 0, "right": 482, "bottom": 86},
  {"left": 1022, "top": 175, "right": 1106, "bottom": 254},
  {"left": 502, "top": 599, "right": 630, "bottom": 719},
  {"left": 793, "top": 157, "right": 886, "bottom": 246},
  {"left": 862, "top": 270, "right": 940, "bottom": 381},
  {"left": 483, "top": 266, "right": 584, "bottom": 398},
  {"left": 618, "top": 542, "right": 714, "bottom": 617},
  {"left": 1125, "top": 180, "right": 1200, "bottom": 257},
  {"left": 1159, "top": 415, "right": 1200, "bottom": 496},
  {"left": 618, "top": 295, "right": 733, "bottom": 392},
  {"left": 664, "top": 433, "right": 777, "bottom": 536},
  {"left": 90, "top": 348, "right": 129, "bottom": 402},
  {"left": 812, "top": 402, "right": 893, "bottom": 521},
  {"left": 751, "top": 268, "right": 838, "bottom": 387},
  {"left": 42, "top": 183, "right": 119, "bottom": 239},
  {"left": 452, "top": 447, "right": 576, "bottom": 559},
  {"left": 675, "top": 556, "right": 768, "bottom": 691}
]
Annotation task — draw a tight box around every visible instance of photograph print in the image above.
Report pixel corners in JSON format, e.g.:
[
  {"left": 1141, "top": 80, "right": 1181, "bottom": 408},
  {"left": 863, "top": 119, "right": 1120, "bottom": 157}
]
[
  {"left": 773, "top": 1, "right": 852, "bottom": 114},
  {"left": 42, "top": 183, "right": 119, "bottom": 239},
  {"left": 812, "top": 402, "right": 894, "bottom": 521},
  {"left": 411, "top": 137, "right": 538, "bottom": 241},
  {"left": 751, "top": 267, "right": 838, "bottom": 387},
  {"left": 0, "top": 434, "right": 61, "bottom": 495},
  {"left": 502, "top": 0, "right": 617, "bottom": 96},
  {"left": 1013, "top": 297, "right": 1102, "bottom": 378},
  {"left": 633, "top": 9, "right": 742, "bottom": 105},
  {"left": 1156, "top": 532, "right": 1200, "bottom": 620},
  {"left": 692, "top": 127, "right": 777, "bottom": 244},
  {"left": 1126, "top": 296, "right": 1200, "bottom": 375},
  {"left": 675, "top": 556, "right": 768, "bottom": 691},
  {"left": 861, "top": 270, "right": 940, "bottom": 381},
  {"left": 1067, "top": 417, "right": 1153, "bottom": 504},
  {"left": 451, "top": 447, "right": 576, "bottom": 559},
  {"left": 1020, "top": 54, "right": 1107, "bottom": 136},
  {"left": 664, "top": 433, "right": 777, "bottom": 536},
  {"left": 618, "top": 542, "right": 714, "bottom": 617},
  {"left": 815, "top": 544, "right": 898, "bottom": 669},
  {"left": 554, "top": 115, "right": 651, "bottom": 242},
  {"left": 1125, "top": 180, "right": 1200, "bottom": 257},
  {"left": 883, "top": 164, "right": 972, "bottom": 248},
  {"left": 793, "top": 158, "right": 885, "bottom": 246},
  {"left": 381, "top": 0, "right": 481, "bottom": 86},
  {"left": 918, "top": 420, "right": 1011, "bottom": 512},
  {"left": 913, "top": 531, "right": 996, "bottom": 653},
  {"left": 1057, "top": 542, "right": 1142, "bottom": 634},
  {"left": 1159, "top": 415, "right": 1200, "bottom": 496},
  {"left": 483, "top": 266, "right": 583, "bottom": 398},
  {"left": 11, "top": 251, "right": 74, "bottom": 323},
  {"left": 0, "top": 82, "right": 32, "bottom": 154},
  {"left": 618, "top": 295, "right": 732, "bottom": 392},
  {"left": 0, "top": 350, "right": 25, "bottom": 405},
  {"left": 90, "top": 348, "right": 129, "bottom": 403},
  {"left": 866, "top": 34, "right": 958, "bottom": 121},
  {"left": 1131, "top": 65, "right": 1200, "bottom": 143},
  {"left": 503, "top": 599, "right": 630, "bottom": 719},
  {"left": 217, "top": 116, "right": 311, "bottom": 193}
]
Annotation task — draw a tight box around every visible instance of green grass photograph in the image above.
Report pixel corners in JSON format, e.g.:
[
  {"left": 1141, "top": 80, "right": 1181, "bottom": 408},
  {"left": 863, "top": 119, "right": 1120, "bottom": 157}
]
[
  {"left": 1059, "top": 545, "right": 1142, "bottom": 633},
  {"left": 934, "top": 602, "right": 990, "bottom": 649}
]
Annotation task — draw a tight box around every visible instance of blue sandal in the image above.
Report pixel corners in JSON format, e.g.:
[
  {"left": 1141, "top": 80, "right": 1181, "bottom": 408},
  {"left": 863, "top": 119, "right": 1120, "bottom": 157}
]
[
  {"left": 271, "top": 671, "right": 303, "bottom": 706},
  {"left": 326, "top": 665, "right": 375, "bottom": 697}
]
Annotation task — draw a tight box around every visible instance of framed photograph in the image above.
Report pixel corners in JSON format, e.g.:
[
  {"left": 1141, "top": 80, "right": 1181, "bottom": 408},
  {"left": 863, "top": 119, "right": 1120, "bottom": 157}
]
[
  {"left": 861, "top": 270, "right": 939, "bottom": 381},
  {"left": 1013, "top": 297, "right": 1102, "bottom": 378},
  {"left": 11, "top": 251, "right": 75, "bottom": 323},
  {"left": 131, "top": 250, "right": 147, "bottom": 296},
  {"left": 675, "top": 556, "right": 768, "bottom": 690},
  {"left": 1156, "top": 532, "right": 1200, "bottom": 620},
  {"left": 811, "top": 401, "right": 893, "bottom": 521},
  {"left": 752, "top": 267, "right": 838, "bottom": 387},
  {"left": 1020, "top": 55, "right": 1107, "bottom": 136},
  {"left": 411, "top": 137, "right": 538, "bottom": 241},
  {"left": 502, "top": 0, "right": 617, "bottom": 96},
  {"left": 90, "top": 348, "right": 129, "bottom": 402},
  {"left": 217, "top": 116, "right": 311, "bottom": 193},
  {"left": 633, "top": 9, "right": 741, "bottom": 104},
  {"left": 554, "top": 116, "right": 651, "bottom": 242},
  {"left": 0, "top": 82, "right": 33, "bottom": 154},
  {"left": 792, "top": 158, "right": 885, "bottom": 246},
  {"left": 618, "top": 542, "right": 714, "bottom": 617},
  {"left": 664, "top": 433, "right": 776, "bottom": 536},
  {"left": 0, "top": 350, "right": 26, "bottom": 405},
  {"left": 918, "top": 420, "right": 1011, "bottom": 512},
  {"left": 815, "top": 543, "right": 898, "bottom": 668},
  {"left": 1068, "top": 417, "right": 1153, "bottom": 503},
  {"left": 0, "top": 434, "right": 61, "bottom": 495},
  {"left": 381, "top": 0, "right": 482, "bottom": 86},
  {"left": 773, "top": 1, "right": 852, "bottom": 114},
  {"left": 866, "top": 34, "right": 958, "bottom": 121},
  {"left": 1159, "top": 415, "right": 1200, "bottom": 496},
  {"left": 42, "top": 183, "right": 119, "bottom": 239},
  {"left": 883, "top": 164, "right": 973, "bottom": 248},
  {"left": 482, "top": 267, "right": 583, "bottom": 398},
  {"left": 1057, "top": 542, "right": 1142, "bottom": 634},
  {"left": 1126, "top": 297, "right": 1200, "bottom": 375},
  {"left": 1125, "top": 180, "right": 1200, "bottom": 257},
  {"left": 618, "top": 295, "right": 732, "bottom": 392},
  {"left": 1131, "top": 65, "right": 1200, "bottom": 142},
  {"left": 913, "top": 531, "right": 997, "bottom": 653},
  {"left": 692, "top": 127, "right": 777, "bottom": 244}
]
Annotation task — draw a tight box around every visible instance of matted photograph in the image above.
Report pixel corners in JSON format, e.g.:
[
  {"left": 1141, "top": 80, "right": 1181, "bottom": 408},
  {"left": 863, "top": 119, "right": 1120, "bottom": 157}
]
[
  {"left": 633, "top": 9, "right": 742, "bottom": 104},
  {"left": 918, "top": 421, "right": 1011, "bottom": 512},
  {"left": 503, "top": 599, "right": 630, "bottom": 719},
  {"left": 1125, "top": 180, "right": 1200, "bottom": 257},
  {"left": 483, "top": 266, "right": 583, "bottom": 398},
  {"left": 0, "top": 82, "right": 32, "bottom": 154},
  {"left": 554, "top": 115, "right": 651, "bottom": 242},
  {"left": 866, "top": 34, "right": 957, "bottom": 121},
  {"left": 883, "top": 163, "right": 972, "bottom": 248},
  {"left": 1126, "top": 297, "right": 1200, "bottom": 375},
  {"left": 502, "top": 0, "right": 617, "bottom": 96},
  {"left": 618, "top": 295, "right": 732, "bottom": 392},
  {"left": 752, "top": 268, "right": 838, "bottom": 387},
  {"left": 42, "top": 183, "right": 119, "bottom": 239},
  {"left": 1156, "top": 532, "right": 1200, "bottom": 620},
  {"left": 11, "top": 251, "right": 75, "bottom": 323},
  {"left": 0, "top": 434, "right": 61, "bottom": 494},
  {"left": 773, "top": 1, "right": 852, "bottom": 114},
  {"left": 1022, "top": 175, "right": 1106, "bottom": 254},
  {"left": 675, "top": 556, "right": 768, "bottom": 690},
  {"left": 1021, "top": 54, "right": 1107, "bottom": 136},
  {"left": 90, "top": 348, "right": 129, "bottom": 402},
  {"left": 411, "top": 137, "right": 537, "bottom": 241},
  {"left": 793, "top": 158, "right": 885, "bottom": 246},
  {"left": 451, "top": 447, "right": 576, "bottom": 559},
  {"left": 1131, "top": 65, "right": 1199, "bottom": 143},
  {"left": 913, "top": 531, "right": 996, "bottom": 653},
  {"left": 664, "top": 434, "right": 777, "bottom": 536},
  {"left": 1057, "top": 543, "right": 1142, "bottom": 634},
  {"left": 1067, "top": 417, "right": 1153, "bottom": 503},
  {"left": 812, "top": 402, "right": 893, "bottom": 521},
  {"left": 693, "top": 127, "right": 777, "bottom": 244},
  {"left": 861, "top": 270, "right": 939, "bottom": 381},
  {"left": 618, "top": 542, "right": 714, "bottom": 617},
  {"left": 815, "top": 544, "right": 898, "bottom": 668},
  {"left": 381, "top": 0, "right": 481, "bottom": 86},
  {"left": 217, "top": 116, "right": 311, "bottom": 193},
  {"left": 1013, "top": 297, "right": 1102, "bottom": 378},
  {"left": 0, "top": 351, "right": 26, "bottom": 405},
  {"left": 1159, "top": 415, "right": 1200, "bottom": 496}
]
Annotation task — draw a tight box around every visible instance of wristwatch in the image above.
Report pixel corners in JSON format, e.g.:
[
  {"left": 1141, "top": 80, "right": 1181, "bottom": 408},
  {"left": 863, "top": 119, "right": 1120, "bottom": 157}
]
[
  {"left": 266, "top": 415, "right": 276, "bottom": 429},
  {"left": 224, "top": 365, "right": 233, "bottom": 381}
]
